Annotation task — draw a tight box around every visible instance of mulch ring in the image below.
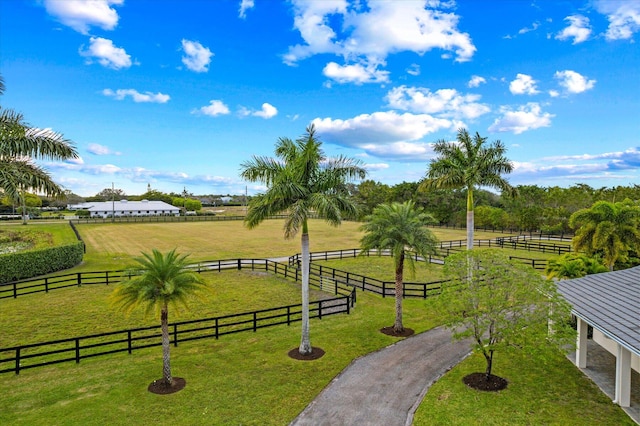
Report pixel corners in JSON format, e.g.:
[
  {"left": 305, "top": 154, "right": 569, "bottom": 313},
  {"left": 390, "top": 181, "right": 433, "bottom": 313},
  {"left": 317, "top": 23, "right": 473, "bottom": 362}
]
[
  {"left": 379, "top": 326, "right": 415, "bottom": 337},
  {"left": 463, "top": 372, "right": 508, "bottom": 391},
  {"left": 288, "top": 346, "right": 325, "bottom": 361},
  {"left": 148, "top": 377, "right": 186, "bottom": 395}
]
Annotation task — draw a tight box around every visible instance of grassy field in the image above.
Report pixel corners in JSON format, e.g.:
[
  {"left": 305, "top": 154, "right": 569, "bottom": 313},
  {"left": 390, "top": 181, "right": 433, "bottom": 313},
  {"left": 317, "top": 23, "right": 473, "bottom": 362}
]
[{"left": 0, "top": 220, "right": 632, "bottom": 425}]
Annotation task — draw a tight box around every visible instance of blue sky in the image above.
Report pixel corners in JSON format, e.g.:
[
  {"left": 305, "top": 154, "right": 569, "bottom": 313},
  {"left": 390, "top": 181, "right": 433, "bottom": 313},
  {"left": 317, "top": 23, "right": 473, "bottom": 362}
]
[{"left": 1, "top": 0, "right": 639, "bottom": 197}]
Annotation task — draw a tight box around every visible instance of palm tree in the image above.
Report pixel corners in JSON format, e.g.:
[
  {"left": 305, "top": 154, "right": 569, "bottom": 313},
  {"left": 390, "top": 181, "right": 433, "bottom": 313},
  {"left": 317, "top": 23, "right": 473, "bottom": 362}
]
[
  {"left": 1, "top": 74, "right": 78, "bottom": 223},
  {"left": 421, "top": 128, "right": 515, "bottom": 250},
  {"left": 569, "top": 200, "right": 640, "bottom": 271},
  {"left": 110, "top": 249, "right": 207, "bottom": 390},
  {"left": 360, "top": 201, "right": 438, "bottom": 333},
  {"left": 545, "top": 253, "right": 608, "bottom": 280},
  {"left": 240, "top": 124, "right": 366, "bottom": 355}
]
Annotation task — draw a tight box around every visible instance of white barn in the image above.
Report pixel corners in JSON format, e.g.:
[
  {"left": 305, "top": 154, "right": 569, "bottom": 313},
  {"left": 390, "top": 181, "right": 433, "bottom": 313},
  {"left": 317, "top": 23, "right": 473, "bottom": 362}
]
[
  {"left": 557, "top": 266, "right": 640, "bottom": 413},
  {"left": 69, "top": 200, "right": 180, "bottom": 218}
]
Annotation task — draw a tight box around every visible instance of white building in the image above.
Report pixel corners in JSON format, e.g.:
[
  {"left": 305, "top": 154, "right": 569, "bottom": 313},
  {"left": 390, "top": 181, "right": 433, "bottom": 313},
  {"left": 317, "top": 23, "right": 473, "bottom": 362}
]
[{"left": 69, "top": 200, "right": 180, "bottom": 218}]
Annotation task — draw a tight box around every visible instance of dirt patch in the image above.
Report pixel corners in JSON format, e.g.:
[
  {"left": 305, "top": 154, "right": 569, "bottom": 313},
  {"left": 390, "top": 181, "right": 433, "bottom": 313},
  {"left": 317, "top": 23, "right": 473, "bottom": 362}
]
[
  {"left": 462, "top": 372, "right": 508, "bottom": 391},
  {"left": 288, "top": 347, "right": 325, "bottom": 361},
  {"left": 148, "top": 377, "right": 186, "bottom": 395},
  {"left": 380, "top": 326, "right": 415, "bottom": 337}
]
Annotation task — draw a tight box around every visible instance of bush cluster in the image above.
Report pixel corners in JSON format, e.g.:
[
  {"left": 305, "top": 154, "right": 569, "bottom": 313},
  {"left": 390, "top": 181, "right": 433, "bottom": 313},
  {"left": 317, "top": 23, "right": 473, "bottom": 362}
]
[{"left": 0, "top": 242, "right": 84, "bottom": 283}]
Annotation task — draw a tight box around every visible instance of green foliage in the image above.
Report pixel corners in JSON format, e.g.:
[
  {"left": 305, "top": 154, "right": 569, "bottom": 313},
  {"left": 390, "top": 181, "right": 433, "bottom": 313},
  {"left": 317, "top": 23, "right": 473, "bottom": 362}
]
[
  {"left": 545, "top": 253, "right": 608, "bottom": 280},
  {"left": 435, "top": 249, "right": 575, "bottom": 377},
  {"left": 569, "top": 199, "right": 640, "bottom": 270},
  {"left": 0, "top": 242, "right": 84, "bottom": 282},
  {"left": 184, "top": 198, "right": 202, "bottom": 211},
  {"left": 172, "top": 197, "right": 185, "bottom": 207},
  {"left": 75, "top": 209, "right": 90, "bottom": 217},
  {"left": 359, "top": 200, "right": 439, "bottom": 331},
  {"left": 422, "top": 128, "right": 515, "bottom": 248}
]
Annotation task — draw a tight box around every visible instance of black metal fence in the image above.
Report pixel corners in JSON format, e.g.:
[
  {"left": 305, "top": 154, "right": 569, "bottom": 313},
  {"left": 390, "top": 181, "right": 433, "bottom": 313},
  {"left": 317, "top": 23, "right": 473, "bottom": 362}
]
[
  {"left": 0, "top": 294, "right": 351, "bottom": 375},
  {"left": 0, "top": 258, "right": 357, "bottom": 374}
]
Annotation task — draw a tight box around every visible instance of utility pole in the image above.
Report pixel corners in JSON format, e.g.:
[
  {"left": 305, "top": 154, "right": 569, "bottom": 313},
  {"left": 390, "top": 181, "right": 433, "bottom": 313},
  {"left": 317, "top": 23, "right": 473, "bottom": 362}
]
[{"left": 111, "top": 182, "right": 115, "bottom": 223}]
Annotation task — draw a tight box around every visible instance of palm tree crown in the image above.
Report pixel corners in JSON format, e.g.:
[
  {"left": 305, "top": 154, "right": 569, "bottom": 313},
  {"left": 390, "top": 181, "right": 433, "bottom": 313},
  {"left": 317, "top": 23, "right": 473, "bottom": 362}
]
[
  {"left": 1, "top": 74, "right": 78, "bottom": 207},
  {"left": 240, "top": 124, "right": 366, "bottom": 354},
  {"left": 360, "top": 200, "right": 438, "bottom": 333},
  {"left": 422, "top": 128, "right": 515, "bottom": 249},
  {"left": 569, "top": 200, "right": 640, "bottom": 271},
  {"left": 111, "top": 249, "right": 207, "bottom": 387}
]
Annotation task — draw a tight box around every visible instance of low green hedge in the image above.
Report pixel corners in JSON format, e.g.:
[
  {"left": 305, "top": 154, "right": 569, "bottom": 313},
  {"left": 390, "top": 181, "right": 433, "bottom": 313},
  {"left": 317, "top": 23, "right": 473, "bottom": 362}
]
[{"left": 0, "top": 242, "right": 84, "bottom": 283}]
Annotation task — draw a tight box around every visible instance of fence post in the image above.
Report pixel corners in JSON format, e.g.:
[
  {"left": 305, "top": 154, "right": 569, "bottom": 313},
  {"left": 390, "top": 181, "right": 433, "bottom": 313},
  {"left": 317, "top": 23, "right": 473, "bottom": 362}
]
[
  {"left": 15, "top": 348, "right": 20, "bottom": 375},
  {"left": 382, "top": 281, "right": 386, "bottom": 298},
  {"left": 215, "top": 318, "right": 219, "bottom": 339},
  {"left": 77, "top": 273, "right": 82, "bottom": 287},
  {"left": 334, "top": 280, "right": 338, "bottom": 295},
  {"left": 287, "top": 306, "right": 291, "bottom": 326},
  {"left": 319, "top": 301, "right": 322, "bottom": 319},
  {"left": 45, "top": 277, "right": 49, "bottom": 293},
  {"left": 13, "top": 282, "right": 17, "bottom": 299},
  {"left": 237, "top": 259, "right": 241, "bottom": 270},
  {"left": 253, "top": 312, "right": 257, "bottom": 332},
  {"left": 105, "top": 271, "right": 109, "bottom": 285},
  {"left": 75, "top": 338, "right": 81, "bottom": 363},
  {"left": 173, "top": 324, "right": 179, "bottom": 347},
  {"left": 127, "top": 331, "right": 132, "bottom": 354},
  {"left": 346, "top": 297, "right": 350, "bottom": 315}
]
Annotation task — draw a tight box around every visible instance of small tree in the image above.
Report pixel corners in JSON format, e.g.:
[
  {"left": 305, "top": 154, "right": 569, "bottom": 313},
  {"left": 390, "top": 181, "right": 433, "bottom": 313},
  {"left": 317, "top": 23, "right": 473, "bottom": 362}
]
[
  {"left": 359, "top": 201, "right": 438, "bottom": 334},
  {"left": 184, "top": 198, "right": 202, "bottom": 211},
  {"left": 435, "top": 250, "right": 574, "bottom": 390},
  {"left": 110, "top": 249, "right": 207, "bottom": 393}
]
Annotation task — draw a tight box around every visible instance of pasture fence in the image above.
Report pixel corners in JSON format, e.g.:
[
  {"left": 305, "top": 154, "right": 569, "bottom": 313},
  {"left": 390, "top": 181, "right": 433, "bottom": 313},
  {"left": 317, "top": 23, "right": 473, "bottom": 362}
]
[{"left": 0, "top": 258, "right": 357, "bottom": 374}]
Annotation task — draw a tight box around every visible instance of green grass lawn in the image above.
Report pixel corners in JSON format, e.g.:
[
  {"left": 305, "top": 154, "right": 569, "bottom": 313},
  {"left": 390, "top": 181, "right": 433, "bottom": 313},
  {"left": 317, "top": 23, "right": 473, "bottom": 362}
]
[
  {"left": 0, "top": 220, "right": 631, "bottom": 425},
  {"left": 315, "top": 255, "right": 446, "bottom": 282},
  {"left": 415, "top": 349, "right": 635, "bottom": 425}
]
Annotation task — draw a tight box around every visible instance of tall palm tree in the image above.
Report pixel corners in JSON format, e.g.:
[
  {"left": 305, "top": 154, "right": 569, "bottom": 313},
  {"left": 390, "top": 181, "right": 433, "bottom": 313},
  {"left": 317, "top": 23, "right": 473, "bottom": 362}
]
[
  {"left": 569, "top": 200, "right": 640, "bottom": 271},
  {"left": 111, "top": 249, "right": 207, "bottom": 389},
  {"left": 360, "top": 201, "right": 438, "bottom": 333},
  {"left": 0, "top": 74, "right": 78, "bottom": 223},
  {"left": 421, "top": 128, "right": 515, "bottom": 250},
  {"left": 240, "top": 124, "right": 366, "bottom": 355}
]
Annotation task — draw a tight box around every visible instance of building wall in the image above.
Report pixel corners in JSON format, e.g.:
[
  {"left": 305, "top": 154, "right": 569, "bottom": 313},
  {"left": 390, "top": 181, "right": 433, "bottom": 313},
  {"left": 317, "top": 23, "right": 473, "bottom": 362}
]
[
  {"left": 90, "top": 210, "right": 179, "bottom": 218},
  {"left": 593, "top": 329, "right": 640, "bottom": 373}
]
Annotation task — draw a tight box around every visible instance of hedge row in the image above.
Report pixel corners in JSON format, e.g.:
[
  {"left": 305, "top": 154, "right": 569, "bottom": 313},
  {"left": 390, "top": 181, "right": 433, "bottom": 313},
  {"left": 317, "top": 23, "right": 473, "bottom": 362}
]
[{"left": 0, "top": 242, "right": 84, "bottom": 283}]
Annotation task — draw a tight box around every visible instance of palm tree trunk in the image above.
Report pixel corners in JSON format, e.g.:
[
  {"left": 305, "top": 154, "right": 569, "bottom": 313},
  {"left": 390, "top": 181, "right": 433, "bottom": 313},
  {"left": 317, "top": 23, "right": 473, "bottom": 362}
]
[
  {"left": 20, "top": 190, "right": 27, "bottom": 225},
  {"left": 161, "top": 304, "right": 173, "bottom": 386},
  {"left": 299, "top": 225, "right": 312, "bottom": 355},
  {"left": 466, "top": 187, "right": 474, "bottom": 250},
  {"left": 393, "top": 251, "right": 405, "bottom": 333}
]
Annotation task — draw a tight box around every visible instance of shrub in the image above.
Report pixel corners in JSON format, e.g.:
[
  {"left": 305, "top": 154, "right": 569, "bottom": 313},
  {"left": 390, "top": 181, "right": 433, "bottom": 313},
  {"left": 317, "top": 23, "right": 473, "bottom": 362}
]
[{"left": 0, "top": 242, "right": 84, "bottom": 283}]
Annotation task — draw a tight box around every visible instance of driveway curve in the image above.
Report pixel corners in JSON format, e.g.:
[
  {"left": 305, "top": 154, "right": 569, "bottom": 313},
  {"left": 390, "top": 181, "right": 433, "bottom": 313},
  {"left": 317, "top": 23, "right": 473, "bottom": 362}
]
[{"left": 290, "top": 326, "right": 472, "bottom": 426}]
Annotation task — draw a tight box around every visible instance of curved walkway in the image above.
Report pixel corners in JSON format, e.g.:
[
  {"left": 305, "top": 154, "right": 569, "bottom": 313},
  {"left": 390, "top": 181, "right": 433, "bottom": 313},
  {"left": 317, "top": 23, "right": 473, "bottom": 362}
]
[{"left": 290, "top": 326, "right": 473, "bottom": 426}]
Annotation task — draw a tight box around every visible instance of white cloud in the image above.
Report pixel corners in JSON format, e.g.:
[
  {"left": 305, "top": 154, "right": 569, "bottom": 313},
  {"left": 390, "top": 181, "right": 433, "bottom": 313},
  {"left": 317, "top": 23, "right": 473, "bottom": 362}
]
[
  {"left": 87, "top": 143, "right": 121, "bottom": 156},
  {"left": 102, "top": 88, "right": 170, "bottom": 103},
  {"left": 509, "top": 73, "right": 539, "bottom": 95},
  {"left": 181, "top": 39, "right": 213, "bottom": 73},
  {"left": 239, "top": 0, "right": 254, "bottom": 18},
  {"left": 44, "top": 0, "right": 122, "bottom": 34},
  {"left": 363, "top": 163, "right": 390, "bottom": 171},
  {"left": 488, "top": 102, "right": 554, "bottom": 134},
  {"left": 284, "top": 0, "right": 475, "bottom": 83},
  {"left": 556, "top": 15, "right": 591, "bottom": 44},
  {"left": 360, "top": 141, "right": 434, "bottom": 161},
  {"left": 322, "top": 61, "right": 390, "bottom": 84},
  {"left": 312, "top": 110, "right": 453, "bottom": 150},
  {"left": 594, "top": 0, "right": 640, "bottom": 41},
  {"left": 80, "top": 37, "right": 132, "bottom": 69},
  {"left": 194, "top": 100, "right": 230, "bottom": 117},
  {"left": 386, "top": 86, "right": 490, "bottom": 120},
  {"left": 467, "top": 75, "right": 486, "bottom": 88},
  {"left": 554, "top": 70, "right": 596, "bottom": 94},
  {"left": 406, "top": 64, "right": 421, "bottom": 76},
  {"left": 518, "top": 21, "right": 540, "bottom": 34},
  {"left": 250, "top": 103, "right": 279, "bottom": 119},
  {"left": 548, "top": 90, "right": 560, "bottom": 97}
]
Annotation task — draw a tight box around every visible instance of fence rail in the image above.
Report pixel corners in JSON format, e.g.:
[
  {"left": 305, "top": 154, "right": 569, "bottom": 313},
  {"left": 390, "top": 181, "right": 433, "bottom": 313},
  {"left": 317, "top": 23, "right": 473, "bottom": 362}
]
[{"left": 0, "top": 294, "right": 352, "bottom": 375}]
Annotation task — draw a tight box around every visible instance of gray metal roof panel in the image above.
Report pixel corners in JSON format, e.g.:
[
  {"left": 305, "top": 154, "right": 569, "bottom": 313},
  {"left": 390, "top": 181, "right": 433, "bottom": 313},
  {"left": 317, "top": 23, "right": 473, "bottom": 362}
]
[{"left": 557, "top": 266, "right": 640, "bottom": 356}]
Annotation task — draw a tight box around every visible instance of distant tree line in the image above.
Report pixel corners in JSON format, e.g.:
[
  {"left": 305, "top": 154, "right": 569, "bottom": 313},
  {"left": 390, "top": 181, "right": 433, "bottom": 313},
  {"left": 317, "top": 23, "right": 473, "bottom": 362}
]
[{"left": 348, "top": 181, "right": 640, "bottom": 233}]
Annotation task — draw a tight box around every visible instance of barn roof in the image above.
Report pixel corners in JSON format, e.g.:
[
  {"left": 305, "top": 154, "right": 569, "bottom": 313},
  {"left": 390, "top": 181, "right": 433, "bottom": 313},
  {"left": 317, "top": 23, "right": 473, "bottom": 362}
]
[{"left": 557, "top": 266, "right": 640, "bottom": 357}]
